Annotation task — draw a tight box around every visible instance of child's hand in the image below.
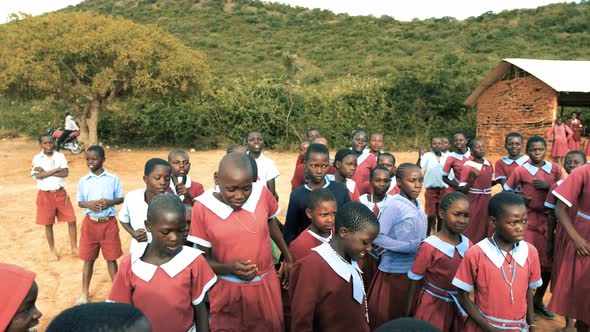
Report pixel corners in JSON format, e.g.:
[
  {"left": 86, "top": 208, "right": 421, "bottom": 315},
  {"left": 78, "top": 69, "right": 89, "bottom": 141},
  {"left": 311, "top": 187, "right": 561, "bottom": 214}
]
[
  {"left": 176, "top": 183, "right": 189, "bottom": 196},
  {"left": 231, "top": 258, "right": 258, "bottom": 281},
  {"left": 87, "top": 200, "right": 103, "bottom": 212},
  {"left": 574, "top": 238, "right": 590, "bottom": 257},
  {"left": 521, "top": 195, "right": 532, "bottom": 206},
  {"left": 532, "top": 179, "right": 550, "bottom": 190},
  {"left": 278, "top": 260, "right": 291, "bottom": 289},
  {"left": 469, "top": 168, "right": 480, "bottom": 179},
  {"left": 33, "top": 166, "right": 45, "bottom": 173},
  {"left": 133, "top": 228, "right": 148, "bottom": 242}
]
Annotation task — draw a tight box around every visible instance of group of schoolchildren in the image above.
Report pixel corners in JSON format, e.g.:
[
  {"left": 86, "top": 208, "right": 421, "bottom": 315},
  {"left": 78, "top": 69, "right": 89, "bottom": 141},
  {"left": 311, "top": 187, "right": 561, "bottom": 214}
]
[{"left": 1, "top": 125, "right": 590, "bottom": 332}]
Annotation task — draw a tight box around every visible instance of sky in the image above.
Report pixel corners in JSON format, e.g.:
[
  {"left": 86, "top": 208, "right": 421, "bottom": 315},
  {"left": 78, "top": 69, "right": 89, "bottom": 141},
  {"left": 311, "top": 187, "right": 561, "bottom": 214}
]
[{"left": 0, "top": 0, "right": 570, "bottom": 23}]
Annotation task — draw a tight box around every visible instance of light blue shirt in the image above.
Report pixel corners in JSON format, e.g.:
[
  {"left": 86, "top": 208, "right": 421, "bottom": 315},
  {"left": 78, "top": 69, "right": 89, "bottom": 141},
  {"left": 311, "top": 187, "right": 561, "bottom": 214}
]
[
  {"left": 77, "top": 169, "right": 124, "bottom": 218},
  {"left": 375, "top": 194, "right": 428, "bottom": 273}
]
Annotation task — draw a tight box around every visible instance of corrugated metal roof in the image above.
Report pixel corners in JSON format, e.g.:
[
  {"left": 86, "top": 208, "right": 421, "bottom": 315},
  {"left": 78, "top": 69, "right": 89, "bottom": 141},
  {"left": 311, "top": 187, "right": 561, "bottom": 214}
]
[{"left": 464, "top": 58, "right": 590, "bottom": 106}]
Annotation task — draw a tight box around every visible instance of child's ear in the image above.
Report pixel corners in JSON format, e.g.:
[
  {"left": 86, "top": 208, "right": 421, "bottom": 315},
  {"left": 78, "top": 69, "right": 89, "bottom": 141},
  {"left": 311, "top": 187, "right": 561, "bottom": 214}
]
[
  {"left": 305, "top": 208, "right": 313, "bottom": 220},
  {"left": 143, "top": 175, "right": 148, "bottom": 184},
  {"left": 488, "top": 216, "right": 497, "bottom": 229},
  {"left": 145, "top": 220, "right": 152, "bottom": 233},
  {"left": 437, "top": 208, "right": 445, "bottom": 221},
  {"left": 338, "top": 226, "right": 350, "bottom": 239},
  {"left": 335, "top": 160, "right": 341, "bottom": 169},
  {"left": 213, "top": 171, "right": 219, "bottom": 185}
]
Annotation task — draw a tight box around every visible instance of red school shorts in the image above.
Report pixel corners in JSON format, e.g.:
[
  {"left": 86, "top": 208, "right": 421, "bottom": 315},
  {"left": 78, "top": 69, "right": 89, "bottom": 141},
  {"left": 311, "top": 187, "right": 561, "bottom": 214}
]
[
  {"left": 424, "top": 187, "right": 452, "bottom": 217},
  {"left": 79, "top": 215, "right": 123, "bottom": 261},
  {"left": 35, "top": 189, "right": 77, "bottom": 225}
]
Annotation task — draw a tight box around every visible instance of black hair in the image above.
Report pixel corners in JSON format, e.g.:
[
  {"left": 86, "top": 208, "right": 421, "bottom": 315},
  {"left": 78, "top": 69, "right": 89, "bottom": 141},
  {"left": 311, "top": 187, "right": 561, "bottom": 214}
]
[
  {"left": 351, "top": 128, "right": 367, "bottom": 140},
  {"left": 452, "top": 130, "right": 467, "bottom": 140},
  {"left": 226, "top": 144, "right": 246, "bottom": 154},
  {"left": 374, "top": 318, "right": 440, "bottom": 332},
  {"left": 378, "top": 152, "right": 396, "bottom": 166},
  {"left": 565, "top": 150, "right": 587, "bottom": 164},
  {"left": 147, "top": 193, "right": 185, "bottom": 224},
  {"left": 370, "top": 165, "right": 391, "bottom": 181},
  {"left": 395, "top": 163, "right": 421, "bottom": 180},
  {"left": 246, "top": 154, "right": 259, "bottom": 181},
  {"left": 86, "top": 145, "right": 105, "bottom": 159},
  {"left": 335, "top": 201, "right": 379, "bottom": 233},
  {"left": 334, "top": 148, "right": 357, "bottom": 166},
  {"left": 308, "top": 188, "right": 336, "bottom": 211},
  {"left": 370, "top": 132, "right": 383, "bottom": 139},
  {"left": 167, "top": 149, "right": 189, "bottom": 162},
  {"left": 505, "top": 132, "right": 524, "bottom": 145},
  {"left": 39, "top": 134, "right": 53, "bottom": 143},
  {"left": 488, "top": 192, "right": 525, "bottom": 220},
  {"left": 300, "top": 140, "right": 311, "bottom": 147},
  {"left": 65, "top": 111, "right": 72, "bottom": 116},
  {"left": 46, "top": 302, "right": 149, "bottom": 332},
  {"left": 245, "top": 130, "right": 262, "bottom": 142},
  {"left": 439, "top": 192, "right": 469, "bottom": 214},
  {"left": 467, "top": 137, "right": 483, "bottom": 149},
  {"left": 525, "top": 135, "right": 547, "bottom": 151},
  {"left": 305, "top": 143, "right": 329, "bottom": 162},
  {"left": 306, "top": 128, "right": 320, "bottom": 137},
  {"left": 310, "top": 136, "right": 327, "bottom": 145},
  {"left": 144, "top": 158, "right": 171, "bottom": 176}
]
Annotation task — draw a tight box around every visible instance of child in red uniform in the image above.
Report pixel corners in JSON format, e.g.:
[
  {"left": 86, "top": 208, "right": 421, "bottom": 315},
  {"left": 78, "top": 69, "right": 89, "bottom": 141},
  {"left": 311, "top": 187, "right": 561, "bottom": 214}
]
[
  {"left": 109, "top": 194, "right": 216, "bottom": 332},
  {"left": 289, "top": 188, "right": 336, "bottom": 262},
  {"left": 442, "top": 131, "right": 472, "bottom": 191},
  {"left": 459, "top": 138, "right": 494, "bottom": 243},
  {"left": 368, "top": 133, "right": 384, "bottom": 159},
  {"left": 359, "top": 153, "right": 399, "bottom": 195},
  {"left": 544, "top": 150, "right": 585, "bottom": 332},
  {"left": 351, "top": 129, "right": 378, "bottom": 185},
  {"left": 290, "top": 136, "right": 337, "bottom": 190},
  {"left": 290, "top": 202, "right": 379, "bottom": 332},
  {"left": 295, "top": 140, "right": 310, "bottom": 168},
  {"left": 368, "top": 164, "right": 428, "bottom": 328},
  {"left": 330, "top": 148, "right": 361, "bottom": 201},
  {"left": 167, "top": 150, "right": 204, "bottom": 206},
  {"left": 189, "top": 153, "right": 293, "bottom": 332},
  {"left": 407, "top": 192, "right": 472, "bottom": 332},
  {"left": 453, "top": 192, "right": 542, "bottom": 332},
  {"left": 31, "top": 134, "right": 78, "bottom": 260},
  {"left": 76, "top": 145, "right": 124, "bottom": 304},
  {"left": 494, "top": 132, "right": 529, "bottom": 189},
  {"left": 504, "top": 135, "right": 562, "bottom": 318},
  {"left": 358, "top": 166, "right": 393, "bottom": 288},
  {"left": 546, "top": 117, "right": 573, "bottom": 165},
  {"left": 548, "top": 163, "right": 590, "bottom": 332},
  {"left": 0, "top": 264, "right": 42, "bottom": 332}
]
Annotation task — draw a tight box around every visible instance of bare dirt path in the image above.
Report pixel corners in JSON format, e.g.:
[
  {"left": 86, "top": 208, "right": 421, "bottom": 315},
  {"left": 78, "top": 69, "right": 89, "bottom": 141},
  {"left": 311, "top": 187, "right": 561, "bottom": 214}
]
[{"left": 0, "top": 138, "right": 561, "bottom": 331}]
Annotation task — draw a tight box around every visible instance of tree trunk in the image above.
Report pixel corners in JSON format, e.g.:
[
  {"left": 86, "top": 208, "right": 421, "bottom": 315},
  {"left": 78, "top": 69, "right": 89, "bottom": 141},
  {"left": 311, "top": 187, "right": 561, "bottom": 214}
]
[
  {"left": 87, "top": 99, "right": 101, "bottom": 146},
  {"left": 77, "top": 103, "right": 90, "bottom": 145}
]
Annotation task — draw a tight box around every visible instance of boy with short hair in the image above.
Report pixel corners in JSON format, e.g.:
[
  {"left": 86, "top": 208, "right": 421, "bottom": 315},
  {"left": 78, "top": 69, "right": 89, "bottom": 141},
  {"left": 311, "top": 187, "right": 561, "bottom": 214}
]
[
  {"left": 167, "top": 149, "right": 205, "bottom": 205},
  {"left": 31, "top": 134, "right": 77, "bottom": 260},
  {"left": 418, "top": 137, "right": 450, "bottom": 233},
  {"left": 77, "top": 145, "right": 124, "bottom": 304}
]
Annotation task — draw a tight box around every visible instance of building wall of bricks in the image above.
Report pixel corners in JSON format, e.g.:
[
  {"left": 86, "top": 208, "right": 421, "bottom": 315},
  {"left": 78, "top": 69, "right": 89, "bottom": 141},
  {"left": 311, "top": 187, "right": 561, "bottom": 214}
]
[{"left": 476, "top": 75, "right": 557, "bottom": 156}]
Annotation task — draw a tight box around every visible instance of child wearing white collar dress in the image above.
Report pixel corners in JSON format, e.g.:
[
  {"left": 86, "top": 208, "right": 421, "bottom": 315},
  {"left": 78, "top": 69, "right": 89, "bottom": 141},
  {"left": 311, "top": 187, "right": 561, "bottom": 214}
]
[{"left": 493, "top": 132, "right": 529, "bottom": 189}]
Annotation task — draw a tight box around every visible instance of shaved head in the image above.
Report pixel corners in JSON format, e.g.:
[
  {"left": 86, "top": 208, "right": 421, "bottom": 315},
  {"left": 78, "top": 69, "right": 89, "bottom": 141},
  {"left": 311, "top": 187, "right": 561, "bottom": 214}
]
[{"left": 218, "top": 152, "right": 254, "bottom": 180}]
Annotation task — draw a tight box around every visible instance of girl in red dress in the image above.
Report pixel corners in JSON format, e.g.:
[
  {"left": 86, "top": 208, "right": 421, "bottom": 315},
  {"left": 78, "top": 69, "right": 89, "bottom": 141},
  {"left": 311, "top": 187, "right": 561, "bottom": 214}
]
[
  {"left": 188, "top": 153, "right": 293, "bottom": 332},
  {"left": 109, "top": 194, "right": 217, "bottom": 332},
  {"left": 546, "top": 117, "right": 573, "bottom": 165},
  {"left": 407, "top": 192, "right": 472, "bottom": 332},
  {"left": 350, "top": 128, "right": 378, "bottom": 185},
  {"left": 453, "top": 192, "right": 542, "bottom": 332},
  {"left": 548, "top": 163, "right": 590, "bottom": 332},
  {"left": 331, "top": 148, "right": 361, "bottom": 201},
  {"left": 459, "top": 138, "right": 494, "bottom": 243},
  {"left": 442, "top": 131, "right": 472, "bottom": 190}
]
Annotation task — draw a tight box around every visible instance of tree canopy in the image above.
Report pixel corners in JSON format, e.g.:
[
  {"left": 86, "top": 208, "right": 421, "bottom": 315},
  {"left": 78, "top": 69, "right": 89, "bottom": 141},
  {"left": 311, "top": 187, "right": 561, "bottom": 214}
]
[{"left": 0, "top": 11, "right": 210, "bottom": 145}]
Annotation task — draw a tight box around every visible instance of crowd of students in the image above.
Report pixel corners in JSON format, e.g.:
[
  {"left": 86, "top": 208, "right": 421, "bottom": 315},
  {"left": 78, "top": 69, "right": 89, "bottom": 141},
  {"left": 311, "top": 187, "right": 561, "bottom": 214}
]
[{"left": 1, "top": 125, "right": 589, "bottom": 332}]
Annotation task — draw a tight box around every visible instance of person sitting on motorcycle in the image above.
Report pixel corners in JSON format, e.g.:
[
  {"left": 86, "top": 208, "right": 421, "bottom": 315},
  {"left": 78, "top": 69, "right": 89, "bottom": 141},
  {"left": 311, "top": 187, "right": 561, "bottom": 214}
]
[{"left": 57, "top": 112, "right": 79, "bottom": 151}]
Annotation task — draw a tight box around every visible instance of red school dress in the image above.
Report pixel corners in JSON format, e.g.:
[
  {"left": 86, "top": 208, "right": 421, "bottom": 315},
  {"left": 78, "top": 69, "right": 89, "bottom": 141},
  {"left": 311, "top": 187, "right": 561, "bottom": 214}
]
[
  {"left": 442, "top": 150, "right": 472, "bottom": 187},
  {"left": 327, "top": 174, "right": 361, "bottom": 202},
  {"left": 108, "top": 243, "right": 217, "bottom": 332},
  {"left": 289, "top": 242, "right": 370, "bottom": 332},
  {"left": 358, "top": 177, "right": 400, "bottom": 196},
  {"left": 546, "top": 124, "right": 573, "bottom": 157},
  {"left": 504, "top": 161, "right": 562, "bottom": 269},
  {"left": 494, "top": 155, "right": 530, "bottom": 186},
  {"left": 352, "top": 150, "right": 377, "bottom": 185},
  {"left": 547, "top": 164, "right": 590, "bottom": 324},
  {"left": 188, "top": 183, "right": 284, "bottom": 332},
  {"left": 459, "top": 159, "right": 494, "bottom": 243},
  {"left": 408, "top": 235, "right": 472, "bottom": 332},
  {"left": 452, "top": 239, "right": 542, "bottom": 332},
  {"left": 289, "top": 228, "right": 331, "bottom": 263},
  {"left": 543, "top": 179, "right": 579, "bottom": 290}
]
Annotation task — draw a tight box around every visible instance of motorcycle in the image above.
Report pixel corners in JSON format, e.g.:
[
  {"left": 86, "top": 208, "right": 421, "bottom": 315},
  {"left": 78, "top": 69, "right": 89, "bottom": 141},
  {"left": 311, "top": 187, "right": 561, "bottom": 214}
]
[{"left": 47, "top": 128, "right": 83, "bottom": 155}]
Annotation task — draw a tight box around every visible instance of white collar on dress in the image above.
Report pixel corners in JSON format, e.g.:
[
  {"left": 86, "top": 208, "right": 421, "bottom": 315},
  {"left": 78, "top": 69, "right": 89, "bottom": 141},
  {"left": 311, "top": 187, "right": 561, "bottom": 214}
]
[
  {"left": 463, "top": 159, "right": 491, "bottom": 171},
  {"left": 304, "top": 176, "right": 331, "bottom": 191},
  {"left": 502, "top": 155, "right": 529, "bottom": 166},
  {"left": 195, "top": 181, "right": 264, "bottom": 220},
  {"left": 130, "top": 242, "right": 204, "bottom": 282},
  {"left": 307, "top": 229, "right": 332, "bottom": 243},
  {"left": 423, "top": 234, "right": 470, "bottom": 258},
  {"left": 523, "top": 161, "right": 552, "bottom": 176},
  {"left": 168, "top": 174, "right": 192, "bottom": 194},
  {"left": 356, "top": 149, "right": 372, "bottom": 165},
  {"left": 312, "top": 242, "right": 364, "bottom": 304},
  {"left": 387, "top": 177, "right": 397, "bottom": 192},
  {"left": 450, "top": 148, "right": 471, "bottom": 161},
  {"left": 476, "top": 238, "right": 529, "bottom": 268}
]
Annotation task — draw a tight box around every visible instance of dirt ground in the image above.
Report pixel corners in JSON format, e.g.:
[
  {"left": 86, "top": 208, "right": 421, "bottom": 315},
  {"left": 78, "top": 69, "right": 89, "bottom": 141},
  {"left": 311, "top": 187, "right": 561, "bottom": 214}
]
[{"left": 0, "top": 137, "right": 564, "bottom": 331}]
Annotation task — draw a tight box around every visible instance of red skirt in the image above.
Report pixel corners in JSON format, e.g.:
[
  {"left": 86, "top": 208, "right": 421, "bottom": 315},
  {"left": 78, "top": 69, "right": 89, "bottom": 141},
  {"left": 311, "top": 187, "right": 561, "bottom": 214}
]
[
  {"left": 367, "top": 271, "right": 419, "bottom": 330},
  {"left": 358, "top": 254, "right": 379, "bottom": 290},
  {"left": 462, "top": 193, "right": 491, "bottom": 243},
  {"left": 550, "top": 223, "right": 571, "bottom": 291},
  {"left": 209, "top": 269, "right": 284, "bottom": 332},
  {"left": 548, "top": 216, "right": 590, "bottom": 324},
  {"left": 551, "top": 137, "right": 569, "bottom": 157},
  {"left": 414, "top": 287, "right": 464, "bottom": 332},
  {"left": 525, "top": 211, "right": 551, "bottom": 269}
]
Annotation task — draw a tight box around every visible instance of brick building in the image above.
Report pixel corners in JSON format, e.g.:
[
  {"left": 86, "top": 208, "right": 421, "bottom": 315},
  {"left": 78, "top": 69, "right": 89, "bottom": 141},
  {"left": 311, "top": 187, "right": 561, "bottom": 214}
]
[{"left": 464, "top": 59, "right": 590, "bottom": 155}]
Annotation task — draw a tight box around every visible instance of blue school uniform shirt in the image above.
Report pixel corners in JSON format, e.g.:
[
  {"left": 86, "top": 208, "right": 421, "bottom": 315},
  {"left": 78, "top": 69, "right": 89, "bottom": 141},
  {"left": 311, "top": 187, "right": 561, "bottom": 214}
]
[
  {"left": 284, "top": 176, "right": 351, "bottom": 245},
  {"left": 375, "top": 194, "right": 428, "bottom": 274},
  {"left": 77, "top": 169, "right": 124, "bottom": 218}
]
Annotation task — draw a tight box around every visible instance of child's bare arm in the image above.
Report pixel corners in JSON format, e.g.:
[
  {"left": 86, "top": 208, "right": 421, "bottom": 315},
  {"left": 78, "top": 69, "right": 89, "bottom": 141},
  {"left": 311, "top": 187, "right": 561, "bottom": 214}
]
[
  {"left": 267, "top": 179, "right": 278, "bottom": 201},
  {"left": 194, "top": 302, "right": 209, "bottom": 332},
  {"left": 119, "top": 222, "right": 147, "bottom": 242},
  {"left": 405, "top": 279, "right": 419, "bottom": 316},
  {"left": 78, "top": 200, "right": 102, "bottom": 212},
  {"left": 526, "top": 288, "right": 536, "bottom": 332},
  {"left": 33, "top": 167, "right": 66, "bottom": 179},
  {"left": 268, "top": 217, "right": 292, "bottom": 289},
  {"left": 442, "top": 175, "right": 458, "bottom": 190},
  {"left": 456, "top": 290, "right": 501, "bottom": 332}
]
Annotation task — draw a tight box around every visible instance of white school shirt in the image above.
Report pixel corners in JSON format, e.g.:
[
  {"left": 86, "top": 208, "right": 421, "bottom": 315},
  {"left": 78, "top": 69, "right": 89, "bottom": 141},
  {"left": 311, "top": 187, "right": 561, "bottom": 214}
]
[
  {"left": 420, "top": 152, "right": 449, "bottom": 189},
  {"left": 253, "top": 152, "right": 280, "bottom": 185},
  {"left": 31, "top": 150, "right": 68, "bottom": 191},
  {"left": 65, "top": 115, "right": 79, "bottom": 131},
  {"left": 118, "top": 189, "right": 152, "bottom": 254}
]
